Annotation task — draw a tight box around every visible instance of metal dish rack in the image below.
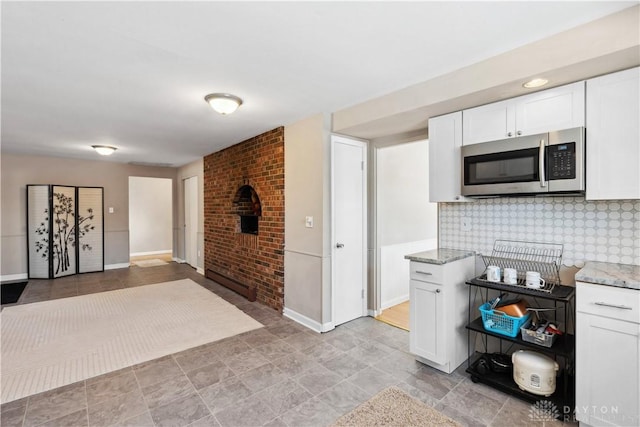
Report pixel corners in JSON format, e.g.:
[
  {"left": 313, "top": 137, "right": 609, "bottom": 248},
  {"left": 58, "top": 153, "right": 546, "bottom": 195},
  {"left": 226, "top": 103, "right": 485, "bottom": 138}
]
[{"left": 480, "top": 240, "right": 563, "bottom": 293}]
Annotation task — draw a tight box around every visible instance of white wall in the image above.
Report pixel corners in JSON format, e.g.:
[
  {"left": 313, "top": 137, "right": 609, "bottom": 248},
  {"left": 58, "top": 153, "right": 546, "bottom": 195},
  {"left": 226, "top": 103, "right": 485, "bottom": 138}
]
[
  {"left": 128, "top": 177, "right": 173, "bottom": 256},
  {"left": 376, "top": 140, "right": 438, "bottom": 308}
]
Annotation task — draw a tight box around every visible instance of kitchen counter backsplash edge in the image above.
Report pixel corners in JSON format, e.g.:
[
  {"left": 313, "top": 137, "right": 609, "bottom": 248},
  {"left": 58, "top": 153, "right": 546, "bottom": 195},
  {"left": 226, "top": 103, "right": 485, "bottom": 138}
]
[
  {"left": 576, "top": 261, "right": 640, "bottom": 290},
  {"left": 405, "top": 248, "right": 475, "bottom": 265}
]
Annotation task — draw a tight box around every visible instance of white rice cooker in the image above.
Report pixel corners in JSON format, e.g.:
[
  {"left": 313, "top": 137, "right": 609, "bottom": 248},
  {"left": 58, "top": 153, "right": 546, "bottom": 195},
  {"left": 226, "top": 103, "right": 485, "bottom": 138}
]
[{"left": 512, "top": 350, "right": 559, "bottom": 396}]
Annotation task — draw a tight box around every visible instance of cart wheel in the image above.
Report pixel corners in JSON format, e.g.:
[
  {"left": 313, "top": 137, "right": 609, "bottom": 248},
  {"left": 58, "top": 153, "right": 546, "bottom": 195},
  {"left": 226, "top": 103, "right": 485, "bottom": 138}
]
[{"left": 471, "top": 376, "right": 479, "bottom": 383}]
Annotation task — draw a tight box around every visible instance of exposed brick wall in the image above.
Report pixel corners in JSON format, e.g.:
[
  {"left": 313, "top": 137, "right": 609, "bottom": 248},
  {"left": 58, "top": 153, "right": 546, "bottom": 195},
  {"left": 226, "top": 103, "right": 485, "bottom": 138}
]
[{"left": 203, "top": 127, "right": 284, "bottom": 312}]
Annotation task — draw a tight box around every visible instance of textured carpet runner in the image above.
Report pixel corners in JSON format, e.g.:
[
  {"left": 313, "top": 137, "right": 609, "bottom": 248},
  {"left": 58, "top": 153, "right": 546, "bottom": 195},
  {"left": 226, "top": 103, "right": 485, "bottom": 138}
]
[{"left": 0, "top": 279, "right": 263, "bottom": 403}]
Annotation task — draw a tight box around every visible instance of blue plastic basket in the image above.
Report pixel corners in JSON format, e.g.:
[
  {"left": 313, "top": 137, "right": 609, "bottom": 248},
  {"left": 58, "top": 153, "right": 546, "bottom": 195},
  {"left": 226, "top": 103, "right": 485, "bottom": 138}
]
[{"left": 479, "top": 302, "right": 531, "bottom": 338}]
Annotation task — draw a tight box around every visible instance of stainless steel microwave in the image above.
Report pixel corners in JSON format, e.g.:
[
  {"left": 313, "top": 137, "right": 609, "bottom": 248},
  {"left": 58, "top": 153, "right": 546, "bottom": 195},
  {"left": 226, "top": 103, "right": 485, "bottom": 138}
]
[{"left": 461, "top": 127, "right": 585, "bottom": 197}]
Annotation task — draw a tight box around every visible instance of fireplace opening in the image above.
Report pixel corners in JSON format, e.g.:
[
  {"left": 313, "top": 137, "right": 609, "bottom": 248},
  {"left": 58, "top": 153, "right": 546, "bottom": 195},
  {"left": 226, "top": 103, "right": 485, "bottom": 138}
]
[
  {"left": 233, "top": 184, "right": 261, "bottom": 235},
  {"left": 241, "top": 215, "right": 258, "bottom": 235}
]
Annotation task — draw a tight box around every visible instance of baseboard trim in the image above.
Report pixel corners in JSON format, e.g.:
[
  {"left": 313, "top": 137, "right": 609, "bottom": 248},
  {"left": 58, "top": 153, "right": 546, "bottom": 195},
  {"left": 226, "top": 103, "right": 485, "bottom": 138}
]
[
  {"left": 130, "top": 250, "right": 172, "bottom": 257},
  {"left": 381, "top": 294, "right": 409, "bottom": 310},
  {"left": 196, "top": 267, "right": 204, "bottom": 275},
  {"left": 173, "top": 257, "right": 186, "bottom": 264},
  {"left": 283, "top": 307, "right": 334, "bottom": 333},
  {"left": 105, "top": 263, "right": 130, "bottom": 270},
  {"left": 368, "top": 309, "right": 382, "bottom": 317},
  {"left": 2, "top": 265, "right": 130, "bottom": 278},
  {"left": 1, "top": 273, "right": 28, "bottom": 282}
]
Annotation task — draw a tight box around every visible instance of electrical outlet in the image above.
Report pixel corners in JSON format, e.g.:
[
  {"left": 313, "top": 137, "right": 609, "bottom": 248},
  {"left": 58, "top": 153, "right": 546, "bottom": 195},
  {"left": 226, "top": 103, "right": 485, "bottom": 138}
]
[{"left": 108, "top": 207, "right": 114, "bottom": 214}]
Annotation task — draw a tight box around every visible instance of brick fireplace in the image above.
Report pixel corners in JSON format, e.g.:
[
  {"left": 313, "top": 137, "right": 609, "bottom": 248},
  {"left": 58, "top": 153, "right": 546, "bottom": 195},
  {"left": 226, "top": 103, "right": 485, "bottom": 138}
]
[{"left": 203, "top": 127, "right": 284, "bottom": 312}]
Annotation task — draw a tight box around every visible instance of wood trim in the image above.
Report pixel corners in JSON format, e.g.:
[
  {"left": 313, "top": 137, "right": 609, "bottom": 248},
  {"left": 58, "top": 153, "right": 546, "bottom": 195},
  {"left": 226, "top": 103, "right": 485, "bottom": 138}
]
[{"left": 206, "top": 269, "right": 257, "bottom": 302}]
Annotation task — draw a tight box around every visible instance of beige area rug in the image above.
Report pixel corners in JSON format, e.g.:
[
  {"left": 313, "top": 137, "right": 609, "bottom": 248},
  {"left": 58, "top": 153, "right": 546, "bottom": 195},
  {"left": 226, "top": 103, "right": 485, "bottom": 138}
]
[
  {"left": 0, "top": 279, "right": 263, "bottom": 403},
  {"left": 133, "top": 258, "right": 168, "bottom": 267},
  {"left": 333, "top": 386, "right": 461, "bottom": 427}
]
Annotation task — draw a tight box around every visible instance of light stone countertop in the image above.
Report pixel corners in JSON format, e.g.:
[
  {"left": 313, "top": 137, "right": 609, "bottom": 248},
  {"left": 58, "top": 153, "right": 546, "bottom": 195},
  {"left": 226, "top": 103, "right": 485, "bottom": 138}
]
[
  {"left": 404, "top": 248, "right": 475, "bottom": 265},
  {"left": 575, "top": 261, "right": 640, "bottom": 290}
]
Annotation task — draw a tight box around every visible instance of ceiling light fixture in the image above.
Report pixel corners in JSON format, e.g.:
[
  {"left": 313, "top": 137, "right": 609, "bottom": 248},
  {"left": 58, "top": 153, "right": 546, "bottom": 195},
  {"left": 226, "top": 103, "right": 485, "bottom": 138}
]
[
  {"left": 204, "top": 93, "right": 243, "bottom": 115},
  {"left": 523, "top": 78, "right": 549, "bottom": 89},
  {"left": 92, "top": 145, "right": 117, "bottom": 156}
]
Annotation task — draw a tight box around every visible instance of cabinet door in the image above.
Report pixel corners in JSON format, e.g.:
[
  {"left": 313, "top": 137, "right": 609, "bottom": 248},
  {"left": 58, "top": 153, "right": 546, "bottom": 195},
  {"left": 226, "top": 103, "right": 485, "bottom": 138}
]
[
  {"left": 515, "top": 81, "right": 585, "bottom": 136},
  {"left": 586, "top": 67, "right": 640, "bottom": 200},
  {"left": 409, "top": 279, "right": 446, "bottom": 364},
  {"left": 576, "top": 312, "right": 640, "bottom": 426},
  {"left": 428, "top": 112, "right": 470, "bottom": 202},
  {"left": 462, "top": 99, "right": 515, "bottom": 145}
]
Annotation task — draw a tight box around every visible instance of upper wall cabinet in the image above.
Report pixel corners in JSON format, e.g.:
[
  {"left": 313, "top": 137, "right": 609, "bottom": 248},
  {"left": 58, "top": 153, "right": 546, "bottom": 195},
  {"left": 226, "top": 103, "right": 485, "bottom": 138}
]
[
  {"left": 586, "top": 67, "right": 640, "bottom": 200},
  {"left": 428, "top": 112, "right": 472, "bottom": 203},
  {"left": 462, "top": 81, "right": 585, "bottom": 145}
]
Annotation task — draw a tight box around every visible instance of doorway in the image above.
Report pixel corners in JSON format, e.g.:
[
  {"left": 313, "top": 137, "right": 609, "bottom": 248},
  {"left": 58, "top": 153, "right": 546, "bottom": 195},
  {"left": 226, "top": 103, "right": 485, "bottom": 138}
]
[
  {"left": 184, "top": 176, "right": 198, "bottom": 268},
  {"left": 331, "top": 135, "right": 367, "bottom": 327},
  {"left": 128, "top": 177, "right": 173, "bottom": 264},
  {"left": 374, "top": 139, "right": 438, "bottom": 330}
]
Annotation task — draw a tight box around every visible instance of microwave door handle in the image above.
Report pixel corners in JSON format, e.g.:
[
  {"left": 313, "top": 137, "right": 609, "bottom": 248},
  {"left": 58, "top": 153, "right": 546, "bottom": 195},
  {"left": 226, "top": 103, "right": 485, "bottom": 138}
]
[{"left": 539, "top": 139, "right": 547, "bottom": 188}]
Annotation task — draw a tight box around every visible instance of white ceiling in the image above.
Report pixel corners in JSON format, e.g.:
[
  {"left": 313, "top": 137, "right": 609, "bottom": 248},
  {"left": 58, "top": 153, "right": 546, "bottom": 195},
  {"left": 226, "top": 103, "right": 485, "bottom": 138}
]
[{"left": 1, "top": 1, "right": 636, "bottom": 167}]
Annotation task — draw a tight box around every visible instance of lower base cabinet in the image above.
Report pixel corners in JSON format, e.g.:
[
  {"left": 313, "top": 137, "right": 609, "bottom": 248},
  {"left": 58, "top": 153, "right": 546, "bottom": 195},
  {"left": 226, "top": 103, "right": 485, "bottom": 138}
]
[
  {"left": 576, "top": 281, "right": 640, "bottom": 427},
  {"left": 409, "top": 256, "right": 475, "bottom": 374}
]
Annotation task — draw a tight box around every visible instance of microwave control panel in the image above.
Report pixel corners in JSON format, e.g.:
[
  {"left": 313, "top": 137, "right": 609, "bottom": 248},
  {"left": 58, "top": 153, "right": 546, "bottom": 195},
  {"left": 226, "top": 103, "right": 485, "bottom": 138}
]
[{"left": 547, "top": 142, "right": 576, "bottom": 180}]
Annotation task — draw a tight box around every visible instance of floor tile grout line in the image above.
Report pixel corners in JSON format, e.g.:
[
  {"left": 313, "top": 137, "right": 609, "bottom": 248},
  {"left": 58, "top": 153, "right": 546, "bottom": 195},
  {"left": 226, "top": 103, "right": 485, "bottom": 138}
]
[
  {"left": 172, "top": 336, "right": 241, "bottom": 427},
  {"left": 83, "top": 379, "right": 89, "bottom": 427},
  {"left": 131, "top": 358, "right": 165, "bottom": 427}
]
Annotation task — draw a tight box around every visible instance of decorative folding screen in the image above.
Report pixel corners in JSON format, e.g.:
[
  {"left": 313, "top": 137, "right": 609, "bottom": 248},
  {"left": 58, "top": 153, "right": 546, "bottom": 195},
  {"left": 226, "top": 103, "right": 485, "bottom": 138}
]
[{"left": 27, "top": 185, "right": 104, "bottom": 279}]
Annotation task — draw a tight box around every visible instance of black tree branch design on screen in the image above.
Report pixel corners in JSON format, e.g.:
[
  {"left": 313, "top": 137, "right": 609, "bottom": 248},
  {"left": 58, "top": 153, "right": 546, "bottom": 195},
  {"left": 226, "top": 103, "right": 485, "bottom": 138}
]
[{"left": 35, "top": 192, "right": 95, "bottom": 274}]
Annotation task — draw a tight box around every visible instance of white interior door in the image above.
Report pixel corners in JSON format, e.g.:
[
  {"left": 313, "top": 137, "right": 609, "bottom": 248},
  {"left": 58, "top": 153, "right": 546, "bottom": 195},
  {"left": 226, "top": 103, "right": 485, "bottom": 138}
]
[
  {"left": 332, "top": 136, "right": 367, "bottom": 326},
  {"left": 184, "top": 176, "right": 198, "bottom": 268}
]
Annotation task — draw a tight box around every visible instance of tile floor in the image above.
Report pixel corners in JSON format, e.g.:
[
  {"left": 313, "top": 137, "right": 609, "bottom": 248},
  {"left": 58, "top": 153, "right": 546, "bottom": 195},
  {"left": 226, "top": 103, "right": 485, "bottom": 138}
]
[{"left": 1, "top": 263, "right": 574, "bottom": 427}]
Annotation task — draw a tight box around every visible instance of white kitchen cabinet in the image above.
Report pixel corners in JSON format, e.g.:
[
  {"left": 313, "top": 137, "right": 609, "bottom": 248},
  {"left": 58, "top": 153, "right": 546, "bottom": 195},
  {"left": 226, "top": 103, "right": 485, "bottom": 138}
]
[
  {"left": 586, "top": 67, "right": 640, "bottom": 200},
  {"left": 409, "top": 256, "right": 476, "bottom": 374},
  {"left": 410, "top": 279, "right": 446, "bottom": 364},
  {"left": 428, "top": 111, "right": 471, "bottom": 202},
  {"left": 462, "top": 81, "right": 585, "bottom": 145},
  {"left": 576, "top": 281, "right": 640, "bottom": 427}
]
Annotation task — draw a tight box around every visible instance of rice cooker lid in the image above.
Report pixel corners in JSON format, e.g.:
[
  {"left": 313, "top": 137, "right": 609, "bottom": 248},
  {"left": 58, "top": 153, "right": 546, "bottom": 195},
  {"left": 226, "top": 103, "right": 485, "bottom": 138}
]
[{"left": 512, "top": 350, "right": 559, "bottom": 371}]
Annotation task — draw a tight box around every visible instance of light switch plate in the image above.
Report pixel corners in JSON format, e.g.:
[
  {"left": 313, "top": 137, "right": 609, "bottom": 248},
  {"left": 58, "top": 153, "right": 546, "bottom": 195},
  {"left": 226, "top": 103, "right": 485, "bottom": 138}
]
[
  {"left": 108, "top": 207, "right": 114, "bottom": 214},
  {"left": 305, "top": 216, "right": 313, "bottom": 228}
]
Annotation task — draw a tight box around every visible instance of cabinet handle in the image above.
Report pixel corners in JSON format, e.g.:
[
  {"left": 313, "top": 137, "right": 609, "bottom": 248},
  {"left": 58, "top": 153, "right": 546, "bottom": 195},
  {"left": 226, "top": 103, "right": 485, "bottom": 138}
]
[
  {"left": 594, "top": 302, "right": 633, "bottom": 310},
  {"left": 416, "top": 271, "right": 433, "bottom": 276},
  {"left": 436, "top": 289, "right": 441, "bottom": 293},
  {"left": 507, "top": 132, "right": 513, "bottom": 137},
  {"left": 517, "top": 130, "right": 522, "bottom": 136}
]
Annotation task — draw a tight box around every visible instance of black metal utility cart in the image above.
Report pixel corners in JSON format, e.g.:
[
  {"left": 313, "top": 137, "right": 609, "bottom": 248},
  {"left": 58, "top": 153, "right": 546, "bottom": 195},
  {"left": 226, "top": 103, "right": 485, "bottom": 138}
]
[{"left": 465, "top": 241, "right": 576, "bottom": 415}]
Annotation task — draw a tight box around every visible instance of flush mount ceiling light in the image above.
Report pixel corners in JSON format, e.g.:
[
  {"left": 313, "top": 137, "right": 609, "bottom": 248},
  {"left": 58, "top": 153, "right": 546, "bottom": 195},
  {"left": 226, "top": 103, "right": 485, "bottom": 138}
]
[
  {"left": 523, "top": 78, "right": 549, "bottom": 89},
  {"left": 204, "top": 93, "right": 243, "bottom": 115},
  {"left": 91, "top": 145, "right": 117, "bottom": 156}
]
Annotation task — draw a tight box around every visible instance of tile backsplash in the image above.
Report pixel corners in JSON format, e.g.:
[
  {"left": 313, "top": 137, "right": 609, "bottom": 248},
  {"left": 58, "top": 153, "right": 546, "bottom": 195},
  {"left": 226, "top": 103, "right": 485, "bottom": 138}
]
[{"left": 439, "top": 197, "right": 640, "bottom": 267}]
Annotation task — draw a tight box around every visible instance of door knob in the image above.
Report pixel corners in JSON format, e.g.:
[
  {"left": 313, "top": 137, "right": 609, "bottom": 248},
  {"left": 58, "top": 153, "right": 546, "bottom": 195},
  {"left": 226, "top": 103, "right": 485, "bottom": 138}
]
[{"left": 336, "top": 243, "right": 344, "bottom": 248}]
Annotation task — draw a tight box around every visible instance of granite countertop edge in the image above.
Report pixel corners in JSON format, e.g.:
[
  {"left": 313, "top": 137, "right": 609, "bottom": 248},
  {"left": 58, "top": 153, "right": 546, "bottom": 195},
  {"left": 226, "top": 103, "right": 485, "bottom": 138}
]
[
  {"left": 405, "top": 248, "right": 475, "bottom": 265},
  {"left": 575, "top": 261, "right": 640, "bottom": 291}
]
